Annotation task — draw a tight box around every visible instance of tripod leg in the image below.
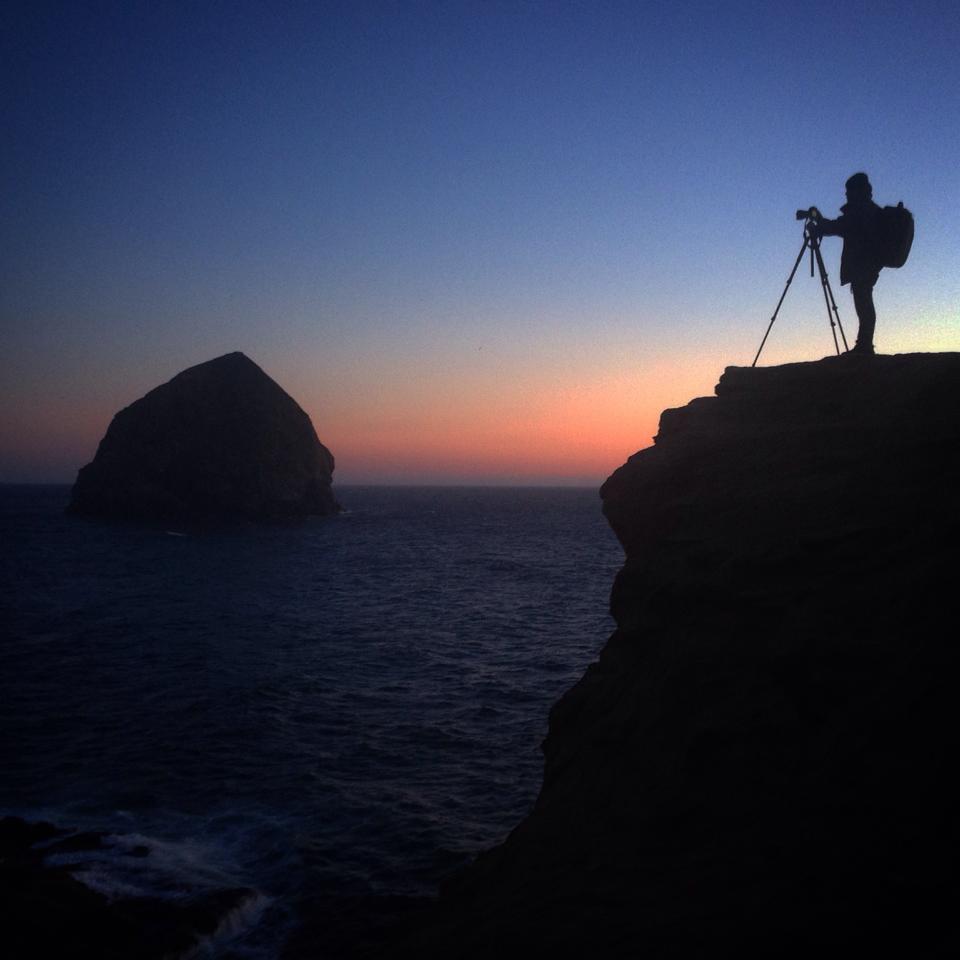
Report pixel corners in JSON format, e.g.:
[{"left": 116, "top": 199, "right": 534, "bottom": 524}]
[
  {"left": 813, "top": 243, "right": 849, "bottom": 353},
  {"left": 824, "top": 272, "right": 849, "bottom": 352},
  {"left": 818, "top": 252, "right": 840, "bottom": 355},
  {"left": 752, "top": 239, "right": 809, "bottom": 367}
]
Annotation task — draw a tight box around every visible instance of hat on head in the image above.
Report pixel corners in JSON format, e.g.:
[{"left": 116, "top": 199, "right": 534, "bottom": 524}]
[{"left": 845, "top": 172, "right": 872, "bottom": 198}]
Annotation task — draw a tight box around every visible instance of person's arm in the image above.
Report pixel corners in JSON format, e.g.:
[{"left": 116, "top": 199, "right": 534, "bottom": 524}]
[{"left": 817, "top": 215, "right": 845, "bottom": 237}]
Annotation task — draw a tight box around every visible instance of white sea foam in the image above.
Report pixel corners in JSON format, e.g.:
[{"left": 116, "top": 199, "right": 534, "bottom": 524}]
[
  {"left": 179, "top": 892, "right": 273, "bottom": 960},
  {"left": 45, "top": 830, "right": 245, "bottom": 901}
]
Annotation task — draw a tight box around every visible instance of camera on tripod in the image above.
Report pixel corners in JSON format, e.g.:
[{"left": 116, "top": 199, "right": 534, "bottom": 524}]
[{"left": 751, "top": 205, "right": 850, "bottom": 366}]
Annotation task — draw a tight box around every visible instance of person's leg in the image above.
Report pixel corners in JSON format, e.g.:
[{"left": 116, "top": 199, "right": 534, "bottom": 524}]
[{"left": 850, "top": 279, "right": 877, "bottom": 353}]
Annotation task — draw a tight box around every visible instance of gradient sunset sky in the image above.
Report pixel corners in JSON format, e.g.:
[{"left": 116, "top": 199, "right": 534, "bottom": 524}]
[{"left": 3, "top": 1, "right": 958, "bottom": 485}]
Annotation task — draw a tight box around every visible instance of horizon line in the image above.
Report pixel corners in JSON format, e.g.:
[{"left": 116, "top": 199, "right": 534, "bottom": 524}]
[{"left": 0, "top": 479, "right": 604, "bottom": 491}]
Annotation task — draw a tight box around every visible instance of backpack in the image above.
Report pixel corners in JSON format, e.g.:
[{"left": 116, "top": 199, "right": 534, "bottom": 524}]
[{"left": 879, "top": 202, "right": 914, "bottom": 268}]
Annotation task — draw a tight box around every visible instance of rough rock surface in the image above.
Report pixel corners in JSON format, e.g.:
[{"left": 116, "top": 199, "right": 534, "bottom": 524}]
[
  {"left": 69, "top": 352, "right": 338, "bottom": 522},
  {"left": 405, "top": 353, "right": 960, "bottom": 958}
]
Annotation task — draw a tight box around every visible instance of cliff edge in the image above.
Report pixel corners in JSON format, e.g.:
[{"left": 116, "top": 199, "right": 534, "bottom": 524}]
[
  {"left": 69, "top": 352, "right": 338, "bottom": 523},
  {"left": 411, "top": 353, "right": 960, "bottom": 957}
]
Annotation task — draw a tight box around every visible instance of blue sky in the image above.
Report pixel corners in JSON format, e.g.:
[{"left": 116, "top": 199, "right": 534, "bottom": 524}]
[{"left": 2, "top": 1, "right": 958, "bottom": 483}]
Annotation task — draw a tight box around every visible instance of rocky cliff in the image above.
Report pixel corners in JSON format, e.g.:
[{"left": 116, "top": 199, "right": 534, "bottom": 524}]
[
  {"left": 69, "top": 352, "right": 338, "bottom": 522},
  {"left": 409, "top": 353, "right": 960, "bottom": 957}
]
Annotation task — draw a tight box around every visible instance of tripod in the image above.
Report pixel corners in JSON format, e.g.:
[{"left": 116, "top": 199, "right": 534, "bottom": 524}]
[{"left": 752, "top": 214, "right": 849, "bottom": 367}]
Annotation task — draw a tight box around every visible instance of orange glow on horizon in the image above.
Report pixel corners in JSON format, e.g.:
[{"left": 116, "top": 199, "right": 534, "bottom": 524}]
[
  {"left": 306, "top": 356, "right": 720, "bottom": 483},
  {"left": 324, "top": 421, "right": 658, "bottom": 482},
  {"left": 3, "top": 348, "right": 723, "bottom": 485}
]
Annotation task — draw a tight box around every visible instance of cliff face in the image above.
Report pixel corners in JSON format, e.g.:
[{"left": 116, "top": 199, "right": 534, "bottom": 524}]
[
  {"left": 69, "top": 352, "right": 338, "bottom": 523},
  {"left": 417, "top": 353, "right": 960, "bottom": 957}
]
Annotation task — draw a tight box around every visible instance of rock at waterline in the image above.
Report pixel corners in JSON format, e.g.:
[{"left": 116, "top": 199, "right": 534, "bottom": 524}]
[
  {"left": 68, "top": 352, "right": 339, "bottom": 522},
  {"left": 0, "top": 816, "right": 256, "bottom": 960}
]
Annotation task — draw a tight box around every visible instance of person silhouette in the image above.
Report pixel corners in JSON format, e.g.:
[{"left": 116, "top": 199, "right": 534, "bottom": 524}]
[{"left": 813, "top": 173, "right": 883, "bottom": 356}]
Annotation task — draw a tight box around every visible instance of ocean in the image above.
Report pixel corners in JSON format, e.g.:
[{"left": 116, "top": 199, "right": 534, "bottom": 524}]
[{"left": 0, "top": 484, "right": 622, "bottom": 957}]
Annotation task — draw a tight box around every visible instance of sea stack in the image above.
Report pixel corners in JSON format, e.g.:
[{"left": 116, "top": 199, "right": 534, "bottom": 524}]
[
  {"left": 69, "top": 352, "right": 339, "bottom": 522},
  {"left": 406, "top": 353, "right": 960, "bottom": 957}
]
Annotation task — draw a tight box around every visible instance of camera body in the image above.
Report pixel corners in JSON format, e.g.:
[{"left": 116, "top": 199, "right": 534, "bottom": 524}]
[{"left": 796, "top": 206, "right": 822, "bottom": 221}]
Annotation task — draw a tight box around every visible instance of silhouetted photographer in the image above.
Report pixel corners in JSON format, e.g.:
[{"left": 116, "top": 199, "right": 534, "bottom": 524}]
[
  {"left": 809, "top": 173, "right": 883, "bottom": 356},
  {"left": 753, "top": 173, "right": 913, "bottom": 366}
]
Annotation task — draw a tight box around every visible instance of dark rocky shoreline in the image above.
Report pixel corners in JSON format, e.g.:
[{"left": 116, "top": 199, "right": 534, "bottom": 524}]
[{"left": 0, "top": 816, "right": 256, "bottom": 960}]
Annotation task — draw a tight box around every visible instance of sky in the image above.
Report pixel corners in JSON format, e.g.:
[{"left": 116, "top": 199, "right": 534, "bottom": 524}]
[{"left": 2, "top": 0, "right": 958, "bottom": 485}]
